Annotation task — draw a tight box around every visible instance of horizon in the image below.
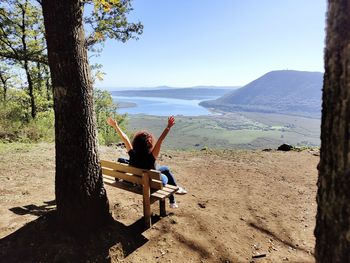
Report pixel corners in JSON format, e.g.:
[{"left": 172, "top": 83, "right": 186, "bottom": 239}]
[
  {"left": 92, "top": 1, "right": 327, "bottom": 89},
  {"left": 98, "top": 69, "right": 325, "bottom": 91}
]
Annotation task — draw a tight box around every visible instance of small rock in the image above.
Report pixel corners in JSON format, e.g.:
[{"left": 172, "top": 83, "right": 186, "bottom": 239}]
[
  {"left": 252, "top": 253, "right": 266, "bottom": 259},
  {"left": 262, "top": 148, "right": 272, "bottom": 152},
  {"left": 198, "top": 202, "right": 206, "bottom": 208},
  {"left": 253, "top": 244, "right": 261, "bottom": 250},
  {"left": 277, "top": 144, "right": 294, "bottom": 151}
]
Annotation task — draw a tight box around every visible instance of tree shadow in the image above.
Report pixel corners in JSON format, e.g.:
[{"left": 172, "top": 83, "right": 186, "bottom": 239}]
[
  {"left": 248, "top": 221, "right": 311, "bottom": 255},
  {"left": 244, "top": 188, "right": 314, "bottom": 257},
  {"left": 9, "top": 200, "right": 56, "bottom": 216},
  {"left": 150, "top": 212, "right": 236, "bottom": 262},
  {"left": 0, "top": 208, "right": 158, "bottom": 263}
]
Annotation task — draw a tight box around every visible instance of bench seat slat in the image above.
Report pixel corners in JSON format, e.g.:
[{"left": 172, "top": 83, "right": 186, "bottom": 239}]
[
  {"left": 103, "top": 177, "right": 174, "bottom": 203},
  {"left": 155, "top": 189, "right": 173, "bottom": 196},
  {"left": 164, "top": 184, "right": 178, "bottom": 190},
  {"left": 101, "top": 160, "right": 161, "bottom": 180},
  {"left": 160, "top": 186, "right": 179, "bottom": 194},
  {"left": 103, "top": 177, "right": 178, "bottom": 201}
]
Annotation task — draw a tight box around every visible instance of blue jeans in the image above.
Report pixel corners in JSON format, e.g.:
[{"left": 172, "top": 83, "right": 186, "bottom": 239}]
[
  {"left": 158, "top": 166, "right": 177, "bottom": 204},
  {"left": 117, "top": 159, "right": 177, "bottom": 204}
]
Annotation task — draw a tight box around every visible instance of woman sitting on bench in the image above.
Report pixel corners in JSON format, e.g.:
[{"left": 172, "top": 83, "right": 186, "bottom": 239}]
[{"left": 107, "top": 116, "right": 186, "bottom": 208}]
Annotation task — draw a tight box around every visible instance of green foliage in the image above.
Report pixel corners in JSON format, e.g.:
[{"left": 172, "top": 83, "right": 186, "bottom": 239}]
[
  {"left": 0, "top": 88, "right": 54, "bottom": 142},
  {"left": 0, "top": 0, "right": 50, "bottom": 119},
  {"left": 0, "top": 0, "right": 46, "bottom": 64},
  {"left": 0, "top": 0, "right": 138, "bottom": 143},
  {"left": 93, "top": 88, "right": 128, "bottom": 145},
  {"left": 0, "top": 87, "right": 125, "bottom": 144},
  {"left": 84, "top": 0, "right": 143, "bottom": 48}
]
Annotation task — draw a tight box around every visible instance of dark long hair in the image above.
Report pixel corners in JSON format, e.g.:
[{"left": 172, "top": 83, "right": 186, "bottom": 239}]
[{"left": 132, "top": 131, "right": 155, "bottom": 154}]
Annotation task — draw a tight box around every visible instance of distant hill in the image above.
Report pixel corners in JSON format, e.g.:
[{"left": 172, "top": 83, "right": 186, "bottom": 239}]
[
  {"left": 200, "top": 70, "right": 323, "bottom": 118},
  {"left": 110, "top": 86, "right": 238, "bottom": 100}
]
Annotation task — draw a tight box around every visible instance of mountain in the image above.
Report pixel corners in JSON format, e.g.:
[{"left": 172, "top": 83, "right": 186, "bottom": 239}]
[
  {"left": 110, "top": 86, "right": 239, "bottom": 100},
  {"left": 200, "top": 70, "right": 323, "bottom": 117}
]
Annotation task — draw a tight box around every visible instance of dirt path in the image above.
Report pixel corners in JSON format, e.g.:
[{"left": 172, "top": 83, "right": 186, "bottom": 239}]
[{"left": 0, "top": 143, "right": 318, "bottom": 262}]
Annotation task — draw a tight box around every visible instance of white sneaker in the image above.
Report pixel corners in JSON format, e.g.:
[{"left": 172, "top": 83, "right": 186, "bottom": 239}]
[
  {"left": 176, "top": 187, "right": 187, "bottom": 195},
  {"left": 170, "top": 202, "right": 178, "bottom": 208}
]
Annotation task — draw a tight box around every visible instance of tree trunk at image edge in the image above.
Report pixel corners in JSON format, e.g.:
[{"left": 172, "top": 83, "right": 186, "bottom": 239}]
[
  {"left": 42, "top": 0, "right": 111, "bottom": 230},
  {"left": 315, "top": 0, "right": 350, "bottom": 261}
]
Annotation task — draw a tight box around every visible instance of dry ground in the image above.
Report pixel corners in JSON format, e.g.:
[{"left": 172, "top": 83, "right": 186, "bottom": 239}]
[{"left": 0, "top": 143, "right": 318, "bottom": 262}]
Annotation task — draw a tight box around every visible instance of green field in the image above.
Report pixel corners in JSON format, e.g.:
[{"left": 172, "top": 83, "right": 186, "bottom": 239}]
[{"left": 124, "top": 112, "right": 320, "bottom": 150}]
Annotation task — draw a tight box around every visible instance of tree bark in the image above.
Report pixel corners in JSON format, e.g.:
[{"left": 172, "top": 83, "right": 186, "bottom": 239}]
[
  {"left": 20, "top": 0, "right": 36, "bottom": 119},
  {"left": 0, "top": 73, "right": 9, "bottom": 102},
  {"left": 315, "top": 0, "right": 350, "bottom": 261},
  {"left": 42, "top": 0, "right": 111, "bottom": 231},
  {"left": 23, "top": 60, "right": 36, "bottom": 119}
]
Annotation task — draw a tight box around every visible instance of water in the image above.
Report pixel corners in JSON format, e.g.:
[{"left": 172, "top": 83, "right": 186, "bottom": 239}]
[{"left": 112, "top": 96, "right": 218, "bottom": 116}]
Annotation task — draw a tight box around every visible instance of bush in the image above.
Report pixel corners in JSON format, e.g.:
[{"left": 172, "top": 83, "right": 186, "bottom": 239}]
[
  {"left": 0, "top": 89, "right": 54, "bottom": 142},
  {"left": 0, "top": 87, "right": 126, "bottom": 144},
  {"left": 94, "top": 88, "right": 128, "bottom": 145}
]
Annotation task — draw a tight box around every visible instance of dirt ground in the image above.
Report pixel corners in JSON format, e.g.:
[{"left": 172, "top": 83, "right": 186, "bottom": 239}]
[{"left": 0, "top": 143, "right": 319, "bottom": 262}]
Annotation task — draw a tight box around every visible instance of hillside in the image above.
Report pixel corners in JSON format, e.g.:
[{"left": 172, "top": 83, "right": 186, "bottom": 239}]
[
  {"left": 0, "top": 143, "right": 318, "bottom": 262},
  {"left": 111, "top": 87, "right": 237, "bottom": 100},
  {"left": 200, "top": 70, "right": 323, "bottom": 117}
]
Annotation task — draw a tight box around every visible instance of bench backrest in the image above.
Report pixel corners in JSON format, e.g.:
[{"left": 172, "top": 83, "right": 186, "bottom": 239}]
[{"left": 101, "top": 160, "right": 163, "bottom": 190}]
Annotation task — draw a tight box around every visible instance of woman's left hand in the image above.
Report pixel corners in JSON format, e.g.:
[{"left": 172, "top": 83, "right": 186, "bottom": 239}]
[{"left": 167, "top": 116, "right": 175, "bottom": 128}]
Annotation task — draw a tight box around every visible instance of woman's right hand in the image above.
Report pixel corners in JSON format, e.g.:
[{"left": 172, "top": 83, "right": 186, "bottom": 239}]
[{"left": 107, "top": 117, "right": 118, "bottom": 128}]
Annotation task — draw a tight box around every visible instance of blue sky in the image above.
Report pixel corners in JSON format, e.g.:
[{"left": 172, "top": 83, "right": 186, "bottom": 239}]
[{"left": 92, "top": 0, "right": 327, "bottom": 89}]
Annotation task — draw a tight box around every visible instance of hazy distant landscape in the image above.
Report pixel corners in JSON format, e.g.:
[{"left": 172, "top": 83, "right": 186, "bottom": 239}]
[
  {"left": 111, "top": 86, "right": 236, "bottom": 100},
  {"left": 111, "top": 70, "right": 322, "bottom": 149}
]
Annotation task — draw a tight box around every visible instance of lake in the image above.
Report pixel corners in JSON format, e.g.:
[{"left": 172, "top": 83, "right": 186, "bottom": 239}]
[{"left": 112, "top": 96, "right": 219, "bottom": 116}]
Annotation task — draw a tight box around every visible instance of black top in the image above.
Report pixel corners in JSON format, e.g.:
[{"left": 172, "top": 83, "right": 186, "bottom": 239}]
[{"left": 128, "top": 149, "right": 156, "bottom": 170}]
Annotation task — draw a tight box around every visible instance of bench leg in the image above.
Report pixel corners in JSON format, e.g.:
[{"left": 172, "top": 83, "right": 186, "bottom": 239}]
[
  {"left": 142, "top": 172, "right": 152, "bottom": 229},
  {"left": 160, "top": 199, "right": 166, "bottom": 217}
]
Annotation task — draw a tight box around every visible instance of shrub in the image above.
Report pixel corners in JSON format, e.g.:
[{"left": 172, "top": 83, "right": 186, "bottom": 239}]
[{"left": 94, "top": 88, "right": 128, "bottom": 145}]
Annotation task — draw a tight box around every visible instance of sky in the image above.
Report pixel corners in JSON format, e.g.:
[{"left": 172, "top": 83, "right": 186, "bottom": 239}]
[{"left": 92, "top": 0, "right": 327, "bottom": 89}]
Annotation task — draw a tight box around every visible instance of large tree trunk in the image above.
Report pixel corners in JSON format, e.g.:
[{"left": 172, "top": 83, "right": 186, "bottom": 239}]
[
  {"left": 315, "top": 0, "right": 350, "bottom": 261},
  {"left": 42, "top": 0, "right": 111, "bottom": 231},
  {"left": 20, "top": 0, "right": 36, "bottom": 119}
]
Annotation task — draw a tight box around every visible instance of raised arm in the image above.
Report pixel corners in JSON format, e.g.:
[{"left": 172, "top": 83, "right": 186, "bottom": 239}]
[
  {"left": 152, "top": 116, "right": 175, "bottom": 159},
  {"left": 107, "top": 117, "right": 132, "bottom": 152}
]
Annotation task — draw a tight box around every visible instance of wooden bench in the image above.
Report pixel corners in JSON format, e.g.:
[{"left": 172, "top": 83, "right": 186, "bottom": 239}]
[{"left": 101, "top": 160, "right": 179, "bottom": 228}]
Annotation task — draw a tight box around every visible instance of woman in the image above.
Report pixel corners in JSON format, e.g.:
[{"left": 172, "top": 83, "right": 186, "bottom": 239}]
[{"left": 107, "top": 116, "right": 186, "bottom": 208}]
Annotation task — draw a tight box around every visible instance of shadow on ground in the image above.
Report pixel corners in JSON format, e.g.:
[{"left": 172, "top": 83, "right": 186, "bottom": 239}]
[
  {"left": 0, "top": 206, "right": 159, "bottom": 263},
  {"left": 9, "top": 200, "right": 56, "bottom": 217}
]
